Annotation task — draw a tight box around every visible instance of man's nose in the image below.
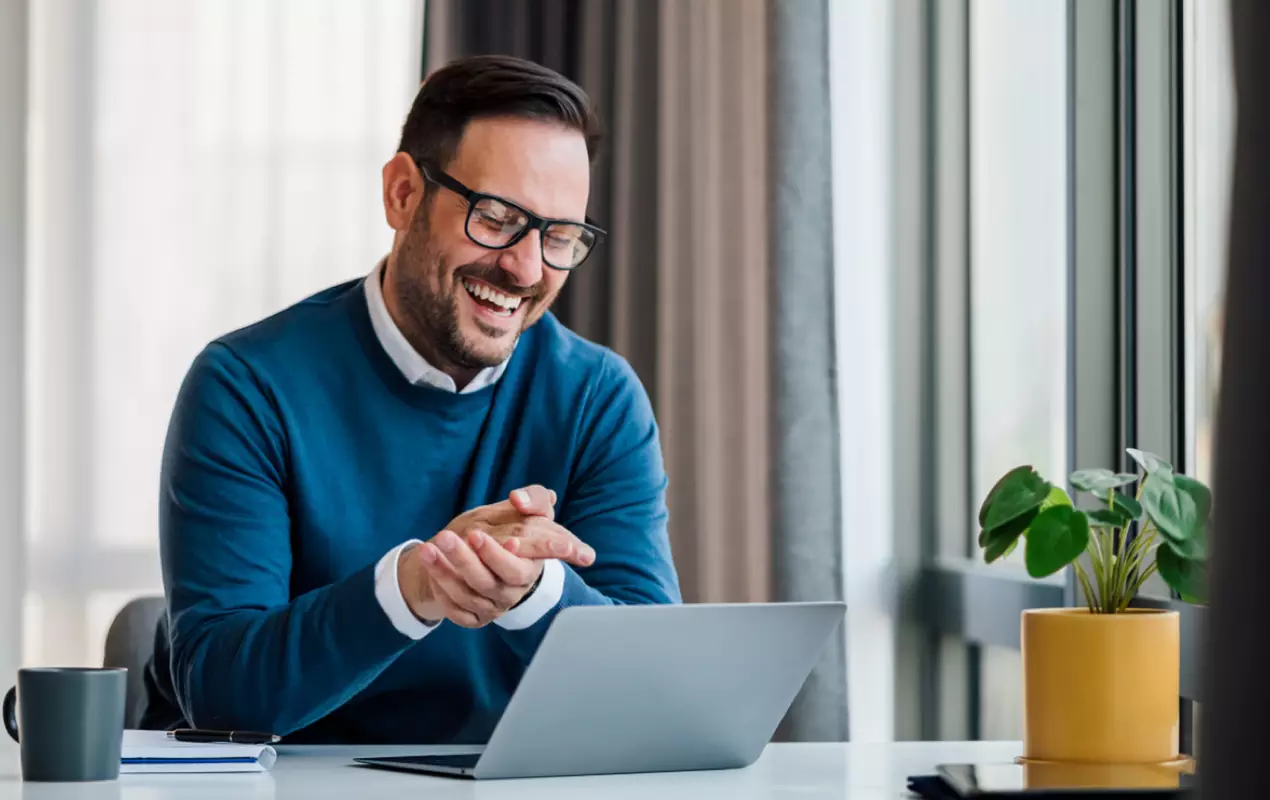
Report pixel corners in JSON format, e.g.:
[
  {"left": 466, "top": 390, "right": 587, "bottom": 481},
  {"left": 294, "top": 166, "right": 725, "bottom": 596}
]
[{"left": 497, "top": 228, "right": 545, "bottom": 289}]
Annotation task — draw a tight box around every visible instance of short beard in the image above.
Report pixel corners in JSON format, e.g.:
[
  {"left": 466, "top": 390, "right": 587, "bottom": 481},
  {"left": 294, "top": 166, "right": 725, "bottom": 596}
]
[{"left": 391, "top": 206, "right": 544, "bottom": 372}]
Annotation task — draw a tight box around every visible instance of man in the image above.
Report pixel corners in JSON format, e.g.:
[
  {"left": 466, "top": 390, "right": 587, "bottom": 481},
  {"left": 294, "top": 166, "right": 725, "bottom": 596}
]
[{"left": 144, "top": 55, "right": 681, "bottom": 744}]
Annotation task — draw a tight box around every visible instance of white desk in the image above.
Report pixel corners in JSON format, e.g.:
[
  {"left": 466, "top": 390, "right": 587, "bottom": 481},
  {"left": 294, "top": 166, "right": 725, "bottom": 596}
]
[{"left": 0, "top": 739, "right": 1024, "bottom": 799}]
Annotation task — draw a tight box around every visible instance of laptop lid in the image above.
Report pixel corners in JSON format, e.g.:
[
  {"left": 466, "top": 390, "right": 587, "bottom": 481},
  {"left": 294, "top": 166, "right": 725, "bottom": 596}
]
[{"left": 472, "top": 601, "right": 845, "bottom": 779}]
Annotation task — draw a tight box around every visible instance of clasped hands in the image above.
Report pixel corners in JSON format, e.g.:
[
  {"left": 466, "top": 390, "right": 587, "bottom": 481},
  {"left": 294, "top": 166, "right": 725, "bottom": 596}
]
[{"left": 398, "top": 485, "right": 594, "bottom": 629}]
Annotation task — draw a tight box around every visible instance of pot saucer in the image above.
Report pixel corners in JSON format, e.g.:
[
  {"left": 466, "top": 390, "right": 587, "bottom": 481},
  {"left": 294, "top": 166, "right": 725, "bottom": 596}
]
[{"left": 1014, "top": 754, "right": 1196, "bottom": 772}]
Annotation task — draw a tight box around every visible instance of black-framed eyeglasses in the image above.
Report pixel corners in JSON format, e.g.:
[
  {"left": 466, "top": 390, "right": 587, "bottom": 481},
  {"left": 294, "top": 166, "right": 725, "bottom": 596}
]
[{"left": 417, "top": 161, "right": 606, "bottom": 271}]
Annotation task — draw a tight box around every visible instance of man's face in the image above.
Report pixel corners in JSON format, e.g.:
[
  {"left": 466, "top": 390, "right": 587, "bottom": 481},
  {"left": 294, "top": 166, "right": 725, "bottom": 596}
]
[{"left": 389, "top": 116, "right": 591, "bottom": 372}]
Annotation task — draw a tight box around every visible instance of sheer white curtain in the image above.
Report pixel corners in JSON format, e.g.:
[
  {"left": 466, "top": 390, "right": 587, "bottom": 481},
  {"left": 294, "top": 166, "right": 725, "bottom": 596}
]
[{"left": 23, "top": 0, "right": 423, "bottom": 667}]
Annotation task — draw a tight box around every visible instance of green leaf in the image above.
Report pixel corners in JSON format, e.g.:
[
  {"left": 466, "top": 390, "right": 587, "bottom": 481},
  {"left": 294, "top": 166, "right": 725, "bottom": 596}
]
[
  {"left": 977, "top": 466, "right": 1052, "bottom": 535},
  {"left": 1126, "top": 448, "right": 1173, "bottom": 476},
  {"left": 1040, "top": 485, "right": 1072, "bottom": 510},
  {"left": 1070, "top": 469, "right": 1139, "bottom": 493},
  {"left": 1174, "top": 474, "right": 1213, "bottom": 527},
  {"left": 1156, "top": 544, "right": 1205, "bottom": 602},
  {"left": 1000, "top": 536, "right": 1020, "bottom": 560},
  {"left": 1099, "top": 492, "right": 1143, "bottom": 520},
  {"left": 1142, "top": 472, "right": 1207, "bottom": 545},
  {"left": 1164, "top": 521, "right": 1209, "bottom": 561},
  {"left": 984, "top": 529, "right": 1022, "bottom": 563},
  {"left": 1087, "top": 508, "right": 1131, "bottom": 528},
  {"left": 980, "top": 511, "right": 1038, "bottom": 563},
  {"left": 1024, "top": 506, "right": 1091, "bottom": 578}
]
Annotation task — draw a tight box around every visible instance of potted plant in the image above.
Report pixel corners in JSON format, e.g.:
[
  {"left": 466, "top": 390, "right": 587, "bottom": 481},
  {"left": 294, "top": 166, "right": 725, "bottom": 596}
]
[{"left": 977, "top": 448, "right": 1207, "bottom": 766}]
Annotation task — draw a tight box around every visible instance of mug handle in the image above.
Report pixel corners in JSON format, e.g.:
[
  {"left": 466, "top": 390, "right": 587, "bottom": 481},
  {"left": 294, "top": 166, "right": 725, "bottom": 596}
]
[{"left": 2, "top": 686, "right": 16, "bottom": 743}]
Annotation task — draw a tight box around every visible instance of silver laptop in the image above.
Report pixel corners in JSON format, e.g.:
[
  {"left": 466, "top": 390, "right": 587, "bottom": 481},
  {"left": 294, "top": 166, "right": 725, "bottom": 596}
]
[{"left": 353, "top": 601, "right": 845, "bottom": 780}]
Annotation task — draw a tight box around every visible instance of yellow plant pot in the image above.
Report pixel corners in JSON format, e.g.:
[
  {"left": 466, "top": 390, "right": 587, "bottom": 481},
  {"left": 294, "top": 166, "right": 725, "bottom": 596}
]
[{"left": 1021, "top": 608, "right": 1180, "bottom": 765}]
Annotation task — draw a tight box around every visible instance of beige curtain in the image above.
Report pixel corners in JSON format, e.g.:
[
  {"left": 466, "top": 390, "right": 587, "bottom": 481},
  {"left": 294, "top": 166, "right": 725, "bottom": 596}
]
[
  {"left": 652, "top": 0, "right": 773, "bottom": 605},
  {"left": 426, "top": 0, "right": 773, "bottom": 606}
]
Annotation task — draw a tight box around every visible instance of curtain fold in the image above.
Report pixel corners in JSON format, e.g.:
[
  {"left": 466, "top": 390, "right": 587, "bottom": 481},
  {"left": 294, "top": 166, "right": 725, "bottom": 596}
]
[
  {"left": 426, "top": 0, "right": 845, "bottom": 741},
  {"left": 767, "top": 0, "right": 848, "bottom": 743}
]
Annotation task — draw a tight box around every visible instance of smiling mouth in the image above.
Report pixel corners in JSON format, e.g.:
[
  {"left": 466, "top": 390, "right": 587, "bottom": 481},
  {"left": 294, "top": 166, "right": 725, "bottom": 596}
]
[{"left": 462, "top": 279, "right": 524, "bottom": 318}]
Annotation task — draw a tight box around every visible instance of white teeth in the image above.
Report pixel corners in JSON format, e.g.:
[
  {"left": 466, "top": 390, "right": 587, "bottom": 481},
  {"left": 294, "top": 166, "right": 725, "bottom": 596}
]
[{"left": 463, "top": 280, "right": 523, "bottom": 312}]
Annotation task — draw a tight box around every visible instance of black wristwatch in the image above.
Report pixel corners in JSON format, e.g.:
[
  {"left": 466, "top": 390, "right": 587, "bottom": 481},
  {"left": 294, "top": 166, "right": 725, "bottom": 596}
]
[{"left": 511, "top": 569, "right": 545, "bottom": 609}]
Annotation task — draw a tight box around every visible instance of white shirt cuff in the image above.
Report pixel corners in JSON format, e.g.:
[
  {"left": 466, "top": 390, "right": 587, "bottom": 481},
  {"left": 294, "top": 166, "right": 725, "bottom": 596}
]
[
  {"left": 374, "top": 539, "right": 436, "bottom": 640},
  {"left": 495, "top": 558, "right": 565, "bottom": 630}
]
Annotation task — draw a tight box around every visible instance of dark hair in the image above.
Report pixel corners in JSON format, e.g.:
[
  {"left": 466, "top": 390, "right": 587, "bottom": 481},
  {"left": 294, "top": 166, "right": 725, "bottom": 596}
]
[{"left": 397, "top": 55, "right": 601, "bottom": 170}]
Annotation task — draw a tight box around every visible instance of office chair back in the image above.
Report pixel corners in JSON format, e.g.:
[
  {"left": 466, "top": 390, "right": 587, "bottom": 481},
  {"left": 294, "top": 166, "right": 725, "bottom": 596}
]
[{"left": 102, "top": 596, "right": 166, "bottom": 728}]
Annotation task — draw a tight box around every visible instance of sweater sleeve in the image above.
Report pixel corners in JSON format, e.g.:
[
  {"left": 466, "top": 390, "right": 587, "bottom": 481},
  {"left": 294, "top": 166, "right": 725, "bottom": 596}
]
[
  {"left": 494, "top": 352, "right": 683, "bottom": 662},
  {"left": 159, "top": 343, "right": 416, "bottom": 735}
]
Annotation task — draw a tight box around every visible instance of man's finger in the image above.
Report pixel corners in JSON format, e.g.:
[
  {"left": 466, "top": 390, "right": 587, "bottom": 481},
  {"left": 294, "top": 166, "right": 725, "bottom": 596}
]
[
  {"left": 432, "top": 530, "right": 500, "bottom": 594},
  {"left": 421, "top": 542, "right": 500, "bottom": 621},
  {"left": 434, "top": 591, "right": 484, "bottom": 628},
  {"left": 524, "top": 518, "right": 595, "bottom": 565},
  {"left": 417, "top": 544, "right": 487, "bottom": 627},
  {"left": 498, "top": 521, "right": 596, "bottom": 567},
  {"left": 469, "top": 530, "right": 540, "bottom": 586},
  {"left": 508, "top": 485, "right": 555, "bottom": 521},
  {"left": 503, "top": 536, "right": 575, "bottom": 563}
]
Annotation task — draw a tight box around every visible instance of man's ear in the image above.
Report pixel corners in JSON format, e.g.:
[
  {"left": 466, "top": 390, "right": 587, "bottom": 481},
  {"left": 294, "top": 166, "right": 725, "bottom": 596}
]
[{"left": 382, "top": 152, "right": 423, "bottom": 232}]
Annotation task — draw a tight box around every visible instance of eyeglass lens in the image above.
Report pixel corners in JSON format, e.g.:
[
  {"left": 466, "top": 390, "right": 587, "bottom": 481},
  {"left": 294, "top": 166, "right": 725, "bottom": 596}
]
[{"left": 468, "top": 197, "right": 596, "bottom": 268}]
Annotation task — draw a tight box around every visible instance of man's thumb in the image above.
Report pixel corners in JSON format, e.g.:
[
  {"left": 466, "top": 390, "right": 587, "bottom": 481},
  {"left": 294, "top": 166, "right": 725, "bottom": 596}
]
[{"left": 510, "top": 485, "right": 556, "bottom": 519}]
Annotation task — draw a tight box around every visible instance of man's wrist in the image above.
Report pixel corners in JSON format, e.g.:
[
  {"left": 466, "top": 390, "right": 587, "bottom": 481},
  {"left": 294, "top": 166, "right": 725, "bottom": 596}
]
[
  {"left": 398, "top": 542, "right": 441, "bottom": 625},
  {"left": 496, "top": 559, "right": 566, "bottom": 631},
  {"left": 375, "top": 539, "right": 436, "bottom": 639},
  {"left": 510, "top": 567, "right": 545, "bottom": 609}
]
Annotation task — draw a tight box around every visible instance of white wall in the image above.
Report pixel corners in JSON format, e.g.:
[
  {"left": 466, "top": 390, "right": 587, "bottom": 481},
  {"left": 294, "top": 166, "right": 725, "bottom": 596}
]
[{"left": 0, "top": 0, "right": 28, "bottom": 686}]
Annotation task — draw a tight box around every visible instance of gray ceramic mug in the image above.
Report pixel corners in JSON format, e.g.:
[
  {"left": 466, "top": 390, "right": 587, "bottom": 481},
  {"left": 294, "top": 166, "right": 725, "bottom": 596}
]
[{"left": 3, "top": 667, "right": 126, "bottom": 781}]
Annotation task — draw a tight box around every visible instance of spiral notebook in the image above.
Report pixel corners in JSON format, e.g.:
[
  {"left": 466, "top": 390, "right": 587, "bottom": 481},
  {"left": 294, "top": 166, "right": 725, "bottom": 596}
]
[{"left": 120, "top": 730, "right": 278, "bottom": 774}]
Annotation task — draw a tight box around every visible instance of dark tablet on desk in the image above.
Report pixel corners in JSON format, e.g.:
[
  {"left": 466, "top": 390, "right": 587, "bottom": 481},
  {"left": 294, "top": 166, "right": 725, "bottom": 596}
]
[
  {"left": 355, "top": 753, "right": 482, "bottom": 778},
  {"left": 936, "top": 762, "right": 1197, "bottom": 798}
]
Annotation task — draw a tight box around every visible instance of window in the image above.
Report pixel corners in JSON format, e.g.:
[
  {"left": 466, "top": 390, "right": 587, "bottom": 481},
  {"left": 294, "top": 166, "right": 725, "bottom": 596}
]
[
  {"left": 1184, "top": 0, "right": 1234, "bottom": 488},
  {"left": 836, "top": 0, "right": 1205, "bottom": 745},
  {"left": 969, "top": 0, "right": 1069, "bottom": 554},
  {"left": 23, "top": 0, "right": 423, "bottom": 667},
  {"left": 968, "top": 0, "right": 1069, "bottom": 738}
]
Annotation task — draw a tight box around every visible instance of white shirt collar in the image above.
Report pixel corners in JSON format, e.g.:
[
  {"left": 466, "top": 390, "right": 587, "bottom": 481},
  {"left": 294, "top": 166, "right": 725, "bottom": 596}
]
[{"left": 364, "top": 259, "right": 510, "bottom": 393}]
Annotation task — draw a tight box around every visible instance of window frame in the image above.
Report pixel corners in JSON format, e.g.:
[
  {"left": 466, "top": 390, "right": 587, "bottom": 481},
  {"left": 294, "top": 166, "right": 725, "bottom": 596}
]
[{"left": 908, "top": 0, "right": 1205, "bottom": 748}]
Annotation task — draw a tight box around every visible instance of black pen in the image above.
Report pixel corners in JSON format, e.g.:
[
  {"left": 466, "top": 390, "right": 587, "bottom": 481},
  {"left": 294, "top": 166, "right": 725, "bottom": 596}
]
[{"left": 167, "top": 728, "right": 281, "bottom": 745}]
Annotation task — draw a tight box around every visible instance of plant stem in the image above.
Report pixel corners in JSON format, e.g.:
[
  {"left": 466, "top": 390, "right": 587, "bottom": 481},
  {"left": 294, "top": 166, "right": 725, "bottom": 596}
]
[
  {"left": 1074, "top": 561, "right": 1098, "bottom": 612},
  {"left": 1107, "top": 523, "right": 1159, "bottom": 614},
  {"left": 1122, "top": 522, "right": 1157, "bottom": 579},
  {"left": 1087, "top": 531, "right": 1108, "bottom": 611},
  {"left": 1105, "top": 478, "right": 1149, "bottom": 612},
  {"left": 1102, "top": 522, "right": 1115, "bottom": 612},
  {"left": 1120, "top": 561, "right": 1161, "bottom": 612},
  {"left": 1108, "top": 490, "right": 1127, "bottom": 610}
]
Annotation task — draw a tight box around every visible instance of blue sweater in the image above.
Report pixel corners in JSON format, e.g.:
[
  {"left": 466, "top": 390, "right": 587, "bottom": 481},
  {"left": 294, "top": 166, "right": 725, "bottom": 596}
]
[{"left": 152, "top": 278, "right": 681, "bottom": 744}]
